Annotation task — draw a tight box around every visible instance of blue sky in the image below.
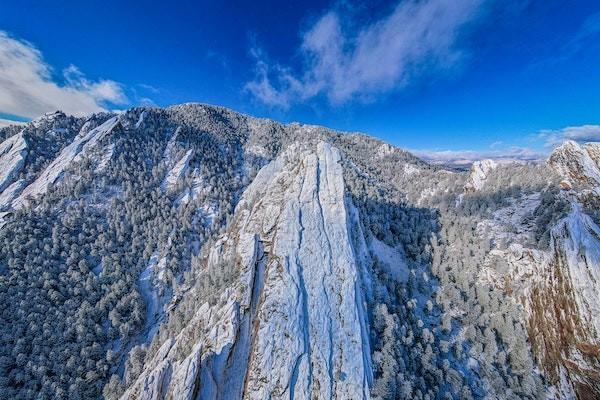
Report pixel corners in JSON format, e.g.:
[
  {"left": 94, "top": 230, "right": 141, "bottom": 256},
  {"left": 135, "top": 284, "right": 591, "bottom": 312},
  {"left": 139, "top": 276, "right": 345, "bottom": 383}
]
[{"left": 1, "top": 0, "right": 599, "bottom": 160}]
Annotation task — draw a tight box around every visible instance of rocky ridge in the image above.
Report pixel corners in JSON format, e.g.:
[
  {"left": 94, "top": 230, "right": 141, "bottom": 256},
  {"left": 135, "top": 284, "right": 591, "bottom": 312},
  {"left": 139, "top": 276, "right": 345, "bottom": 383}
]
[{"left": 0, "top": 104, "right": 598, "bottom": 399}]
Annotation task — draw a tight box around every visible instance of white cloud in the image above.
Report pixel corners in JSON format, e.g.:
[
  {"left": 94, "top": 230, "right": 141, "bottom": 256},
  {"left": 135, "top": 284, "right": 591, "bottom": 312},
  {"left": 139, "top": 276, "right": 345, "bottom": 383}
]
[
  {"left": 413, "top": 124, "right": 600, "bottom": 165},
  {"left": 0, "top": 118, "right": 25, "bottom": 129},
  {"left": 413, "top": 146, "right": 545, "bottom": 165},
  {"left": 539, "top": 125, "right": 600, "bottom": 147},
  {"left": 0, "top": 31, "right": 128, "bottom": 119},
  {"left": 246, "top": 0, "right": 486, "bottom": 107}
]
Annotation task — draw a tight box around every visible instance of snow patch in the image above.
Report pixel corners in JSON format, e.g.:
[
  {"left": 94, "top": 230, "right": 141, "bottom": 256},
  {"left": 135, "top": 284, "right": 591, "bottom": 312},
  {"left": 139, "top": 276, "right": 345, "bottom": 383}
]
[{"left": 370, "top": 237, "right": 409, "bottom": 281}]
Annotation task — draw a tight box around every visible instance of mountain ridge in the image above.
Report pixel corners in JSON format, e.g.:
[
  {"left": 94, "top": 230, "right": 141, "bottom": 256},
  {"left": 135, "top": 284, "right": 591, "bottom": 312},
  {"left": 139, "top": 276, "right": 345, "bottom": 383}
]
[{"left": 0, "top": 104, "right": 598, "bottom": 399}]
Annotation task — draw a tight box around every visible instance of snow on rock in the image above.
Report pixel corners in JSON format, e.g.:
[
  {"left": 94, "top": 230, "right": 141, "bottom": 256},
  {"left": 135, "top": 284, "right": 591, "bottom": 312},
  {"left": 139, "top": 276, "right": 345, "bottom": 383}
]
[
  {"left": 30, "top": 111, "right": 65, "bottom": 128},
  {"left": 375, "top": 142, "right": 395, "bottom": 158},
  {"left": 0, "top": 179, "right": 26, "bottom": 211},
  {"left": 163, "top": 127, "right": 182, "bottom": 162},
  {"left": 477, "top": 193, "right": 541, "bottom": 245},
  {"left": 464, "top": 159, "right": 497, "bottom": 192},
  {"left": 162, "top": 149, "right": 194, "bottom": 192},
  {"left": 124, "top": 142, "right": 372, "bottom": 399},
  {"left": 524, "top": 205, "right": 600, "bottom": 398},
  {"left": 13, "top": 116, "right": 120, "bottom": 208},
  {"left": 121, "top": 288, "right": 240, "bottom": 400},
  {"left": 243, "top": 141, "right": 371, "bottom": 400},
  {"left": 138, "top": 255, "right": 169, "bottom": 342},
  {"left": 549, "top": 140, "right": 600, "bottom": 194},
  {"left": 402, "top": 163, "right": 419, "bottom": 175},
  {"left": 135, "top": 111, "right": 146, "bottom": 129},
  {"left": 0, "top": 132, "right": 27, "bottom": 193},
  {"left": 584, "top": 142, "right": 600, "bottom": 167},
  {"left": 553, "top": 205, "right": 600, "bottom": 335},
  {"left": 473, "top": 156, "right": 600, "bottom": 397},
  {"left": 172, "top": 180, "right": 206, "bottom": 207},
  {"left": 97, "top": 143, "right": 115, "bottom": 172}
]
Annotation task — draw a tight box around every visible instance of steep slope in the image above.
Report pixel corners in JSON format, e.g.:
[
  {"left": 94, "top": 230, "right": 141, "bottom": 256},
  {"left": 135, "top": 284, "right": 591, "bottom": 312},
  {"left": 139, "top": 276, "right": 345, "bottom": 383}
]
[
  {"left": 0, "top": 131, "right": 27, "bottom": 194},
  {"left": 468, "top": 141, "right": 600, "bottom": 398},
  {"left": 121, "top": 142, "right": 372, "bottom": 400},
  {"left": 530, "top": 141, "right": 600, "bottom": 398},
  {"left": 13, "top": 116, "right": 121, "bottom": 209}
]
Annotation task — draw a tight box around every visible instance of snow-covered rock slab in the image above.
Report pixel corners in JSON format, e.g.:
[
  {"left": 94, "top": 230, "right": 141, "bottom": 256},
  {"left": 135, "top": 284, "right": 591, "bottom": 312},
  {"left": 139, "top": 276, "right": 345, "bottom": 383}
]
[
  {"left": 162, "top": 149, "right": 194, "bottom": 191},
  {"left": 0, "top": 132, "right": 27, "bottom": 193},
  {"left": 464, "top": 159, "right": 497, "bottom": 192},
  {"left": 243, "top": 142, "right": 371, "bottom": 400},
  {"left": 123, "top": 142, "right": 372, "bottom": 399},
  {"left": 549, "top": 140, "right": 600, "bottom": 193},
  {"left": 0, "top": 179, "right": 26, "bottom": 211}
]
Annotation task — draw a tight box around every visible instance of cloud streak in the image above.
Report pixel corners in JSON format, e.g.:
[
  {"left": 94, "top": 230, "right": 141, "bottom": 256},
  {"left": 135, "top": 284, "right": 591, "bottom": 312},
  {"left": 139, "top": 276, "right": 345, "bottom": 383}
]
[
  {"left": 246, "top": 0, "right": 486, "bottom": 107},
  {"left": 539, "top": 125, "right": 600, "bottom": 147},
  {"left": 413, "top": 146, "right": 545, "bottom": 165},
  {"left": 0, "top": 118, "right": 25, "bottom": 129},
  {"left": 0, "top": 31, "right": 128, "bottom": 120},
  {"left": 415, "top": 123, "right": 600, "bottom": 165}
]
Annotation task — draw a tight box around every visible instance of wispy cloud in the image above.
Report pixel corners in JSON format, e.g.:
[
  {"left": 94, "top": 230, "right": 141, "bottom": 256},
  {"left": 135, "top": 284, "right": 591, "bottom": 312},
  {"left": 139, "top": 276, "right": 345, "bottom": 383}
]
[
  {"left": 534, "top": 11, "right": 600, "bottom": 66},
  {"left": 538, "top": 124, "right": 600, "bottom": 147},
  {"left": 138, "top": 83, "right": 160, "bottom": 94},
  {"left": 246, "top": 0, "right": 487, "bottom": 108},
  {"left": 415, "top": 123, "right": 600, "bottom": 164},
  {"left": 413, "top": 146, "right": 545, "bottom": 165},
  {"left": 0, "top": 31, "right": 128, "bottom": 120},
  {"left": 565, "top": 12, "right": 600, "bottom": 56},
  {"left": 0, "top": 118, "right": 25, "bottom": 129}
]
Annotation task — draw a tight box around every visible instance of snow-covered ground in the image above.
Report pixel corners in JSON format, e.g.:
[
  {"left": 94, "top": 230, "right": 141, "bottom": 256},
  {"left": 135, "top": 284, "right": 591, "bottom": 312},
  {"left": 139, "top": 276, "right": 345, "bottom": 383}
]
[{"left": 370, "top": 237, "right": 409, "bottom": 281}]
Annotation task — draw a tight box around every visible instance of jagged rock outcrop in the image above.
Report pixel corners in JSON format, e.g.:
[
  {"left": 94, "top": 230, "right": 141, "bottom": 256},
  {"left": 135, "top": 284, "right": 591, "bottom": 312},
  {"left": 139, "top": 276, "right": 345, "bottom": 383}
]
[
  {"left": 549, "top": 141, "right": 600, "bottom": 194},
  {"left": 464, "top": 159, "right": 497, "bottom": 192},
  {"left": 531, "top": 142, "right": 600, "bottom": 399},
  {"left": 122, "top": 142, "right": 372, "bottom": 400},
  {"left": 474, "top": 142, "right": 600, "bottom": 399}
]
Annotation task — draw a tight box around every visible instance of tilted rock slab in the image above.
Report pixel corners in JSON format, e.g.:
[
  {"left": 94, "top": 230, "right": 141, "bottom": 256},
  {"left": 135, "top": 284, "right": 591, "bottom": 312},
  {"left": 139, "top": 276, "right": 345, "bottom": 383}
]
[{"left": 122, "top": 141, "right": 372, "bottom": 400}]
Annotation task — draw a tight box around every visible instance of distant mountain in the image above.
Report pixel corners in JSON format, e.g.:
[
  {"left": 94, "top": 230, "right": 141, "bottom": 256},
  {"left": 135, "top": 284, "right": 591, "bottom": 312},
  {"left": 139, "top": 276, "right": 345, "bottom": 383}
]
[{"left": 0, "top": 104, "right": 598, "bottom": 399}]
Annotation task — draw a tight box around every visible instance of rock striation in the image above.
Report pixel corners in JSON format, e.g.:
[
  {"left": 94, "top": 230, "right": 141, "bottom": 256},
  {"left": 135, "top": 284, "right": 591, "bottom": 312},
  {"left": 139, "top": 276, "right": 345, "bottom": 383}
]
[{"left": 121, "top": 142, "right": 372, "bottom": 400}]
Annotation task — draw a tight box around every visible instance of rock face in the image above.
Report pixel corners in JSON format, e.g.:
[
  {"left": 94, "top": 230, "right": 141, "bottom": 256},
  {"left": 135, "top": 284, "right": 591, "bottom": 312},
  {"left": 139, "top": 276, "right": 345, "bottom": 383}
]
[
  {"left": 122, "top": 142, "right": 372, "bottom": 400},
  {"left": 475, "top": 141, "right": 600, "bottom": 398},
  {"left": 464, "top": 159, "right": 497, "bottom": 192},
  {"left": 533, "top": 143, "right": 600, "bottom": 398},
  {"left": 549, "top": 141, "right": 600, "bottom": 194},
  {"left": 0, "top": 132, "right": 27, "bottom": 194}
]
